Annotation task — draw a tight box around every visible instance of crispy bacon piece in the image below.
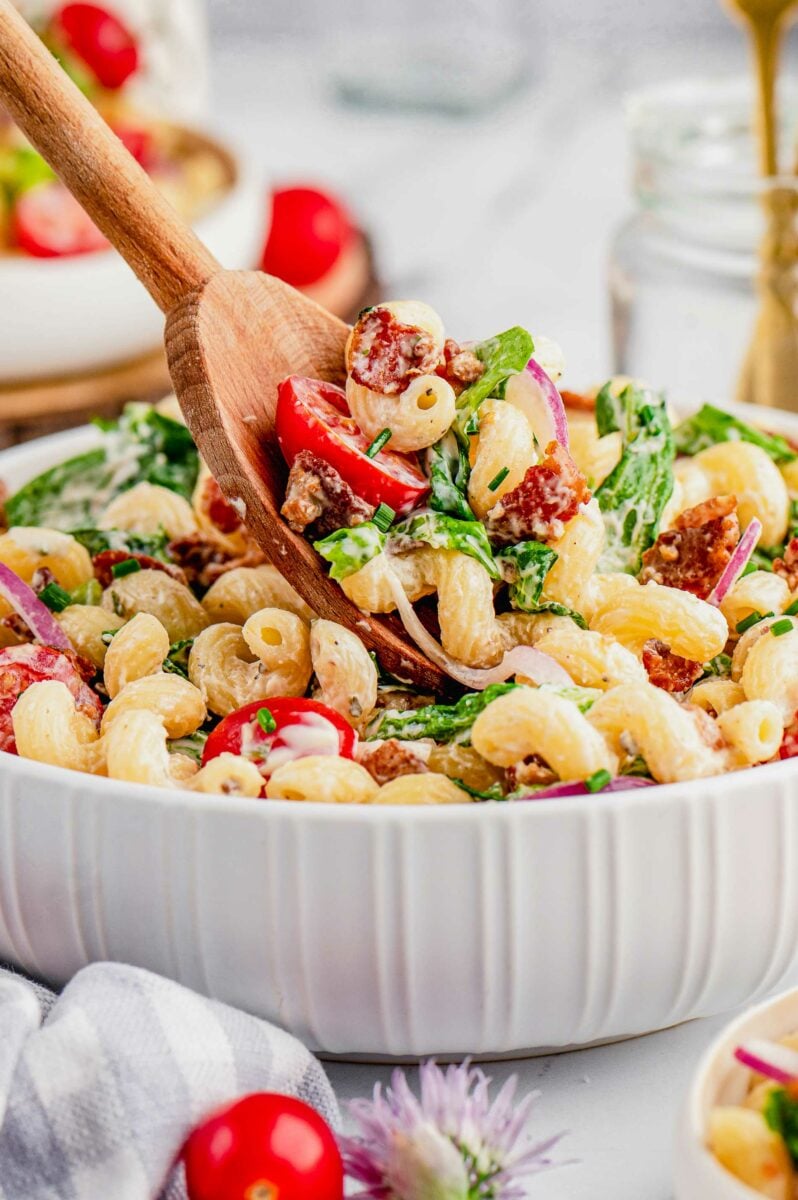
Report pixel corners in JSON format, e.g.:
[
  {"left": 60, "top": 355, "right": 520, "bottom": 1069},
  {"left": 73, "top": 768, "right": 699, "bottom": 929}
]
[
  {"left": 506, "top": 755, "right": 557, "bottom": 790},
  {"left": 485, "top": 441, "right": 591, "bottom": 546},
  {"left": 92, "top": 550, "right": 187, "bottom": 589},
  {"left": 281, "top": 450, "right": 374, "bottom": 537},
  {"left": 639, "top": 495, "right": 739, "bottom": 599},
  {"left": 560, "top": 389, "right": 596, "bottom": 412},
  {"left": 349, "top": 307, "right": 440, "bottom": 395},
  {"left": 359, "top": 739, "right": 429, "bottom": 785},
  {"left": 0, "top": 644, "right": 102, "bottom": 754},
  {"left": 773, "top": 537, "right": 798, "bottom": 591},
  {"left": 196, "top": 474, "right": 244, "bottom": 536},
  {"left": 167, "top": 535, "right": 267, "bottom": 591},
  {"left": 642, "top": 638, "right": 703, "bottom": 694},
  {"left": 436, "top": 338, "right": 485, "bottom": 395}
]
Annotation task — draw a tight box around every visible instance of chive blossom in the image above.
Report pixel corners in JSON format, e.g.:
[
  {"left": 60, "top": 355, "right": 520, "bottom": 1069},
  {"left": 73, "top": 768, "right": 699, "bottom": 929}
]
[
  {"left": 585, "top": 768, "right": 612, "bottom": 793},
  {"left": 257, "top": 706, "right": 277, "bottom": 734},
  {"left": 736, "top": 610, "right": 773, "bottom": 634},
  {"left": 372, "top": 503, "right": 395, "bottom": 533},
  {"left": 111, "top": 558, "right": 142, "bottom": 578},
  {"left": 487, "top": 466, "right": 510, "bottom": 492},
  {"left": 38, "top": 582, "right": 72, "bottom": 612},
  {"left": 365, "top": 429, "right": 392, "bottom": 458},
  {"left": 772, "top": 618, "right": 794, "bottom": 637}
]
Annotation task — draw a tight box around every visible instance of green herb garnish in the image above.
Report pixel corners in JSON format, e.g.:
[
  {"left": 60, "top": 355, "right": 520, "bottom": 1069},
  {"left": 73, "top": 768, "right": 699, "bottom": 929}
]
[
  {"left": 372, "top": 503, "right": 395, "bottom": 533},
  {"left": 38, "top": 582, "right": 72, "bottom": 612},
  {"left": 365, "top": 429, "right": 392, "bottom": 458},
  {"left": 585, "top": 769, "right": 612, "bottom": 793},
  {"left": 257, "top": 707, "right": 277, "bottom": 734},
  {"left": 772, "top": 618, "right": 794, "bottom": 637},
  {"left": 487, "top": 466, "right": 509, "bottom": 492},
  {"left": 111, "top": 558, "right": 141, "bottom": 578},
  {"left": 736, "top": 610, "right": 772, "bottom": 634}
]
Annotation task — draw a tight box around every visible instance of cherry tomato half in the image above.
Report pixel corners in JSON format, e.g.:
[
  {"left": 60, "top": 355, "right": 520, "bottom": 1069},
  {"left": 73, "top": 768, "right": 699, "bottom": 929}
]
[
  {"left": 261, "top": 186, "right": 355, "bottom": 288},
  {"left": 51, "top": 3, "right": 140, "bottom": 91},
  {"left": 13, "top": 182, "right": 108, "bottom": 257},
  {"left": 182, "top": 1092, "right": 344, "bottom": 1200},
  {"left": 0, "top": 644, "right": 102, "bottom": 754},
  {"left": 276, "top": 375, "right": 429, "bottom": 513},
  {"left": 202, "top": 697, "right": 357, "bottom": 786}
]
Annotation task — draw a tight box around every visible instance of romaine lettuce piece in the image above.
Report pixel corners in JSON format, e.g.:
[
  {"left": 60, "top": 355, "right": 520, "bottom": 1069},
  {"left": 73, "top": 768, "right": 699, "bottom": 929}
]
[
  {"left": 390, "top": 510, "right": 499, "bottom": 578},
  {"left": 314, "top": 522, "right": 386, "bottom": 580},
  {"left": 70, "top": 528, "right": 172, "bottom": 561},
  {"left": 673, "top": 402, "right": 797, "bottom": 464},
  {"left": 367, "top": 683, "right": 517, "bottom": 744},
  {"left": 425, "top": 432, "right": 474, "bottom": 520},
  {"left": 497, "top": 540, "right": 558, "bottom": 608},
  {"left": 455, "top": 326, "right": 534, "bottom": 436}
]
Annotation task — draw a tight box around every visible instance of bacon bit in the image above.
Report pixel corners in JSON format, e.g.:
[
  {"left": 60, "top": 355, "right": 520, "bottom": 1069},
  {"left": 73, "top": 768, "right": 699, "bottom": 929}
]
[
  {"left": 485, "top": 441, "right": 591, "bottom": 546},
  {"left": 167, "top": 535, "right": 267, "bottom": 591},
  {"left": 686, "top": 703, "right": 726, "bottom": 753},
  {"left": 196, "top": 474, "right": 244, "bottom": 536},
  {"left": 507, "top": 755, "right": 557, "bottom": 790},
  {"left": 349, "top": 307, "right": 440, "bottom": 395},
  {"left": 560, "top": 389, "right": 596, "bottom": 412},
  {"left": 780, "top": 711, "right": 798, "bottom": 759},
  {"left": 30, "top": 566, "right": 56, "bottom": 595},
  {"left": 281, "top": 449, "right": 374, "bottom": 537},
  {"left": 639, "top": 495, "right": 739, "bottom": 599},
  {"left": 436, "top": 338, "right": 485, "bottom": 394},
  {"left": 0, "top": 644, "right": 102, "bottom": 754},
  {"left": 773, "top": 537, "right": 798, "bottom": 591},
  {"left": 92, "top": 550, "right": 187, "bottom": 590},
  {"left": 359, "top": 739, "right": 429, "bottom": 785},
  {"left": 642, "top": 639, "right": 703, "bottom": 694}
]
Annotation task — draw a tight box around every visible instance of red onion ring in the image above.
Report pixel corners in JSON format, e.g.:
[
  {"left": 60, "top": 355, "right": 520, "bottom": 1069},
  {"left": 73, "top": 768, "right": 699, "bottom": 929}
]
[
  {"left": 734, "top": 1038, "right": 798, "bottom": 1085},
  {"left": 708, "top": 518, "right": 762, "bottom": 607},
  {"left": 517, "top": 776, "right": 655, "bottom": 801},
  {"left": 504, "top": 357, "right": 570, "bottom": 448},
  {"left": 0, "top": 562, "right": 72, "bottom": 650}
]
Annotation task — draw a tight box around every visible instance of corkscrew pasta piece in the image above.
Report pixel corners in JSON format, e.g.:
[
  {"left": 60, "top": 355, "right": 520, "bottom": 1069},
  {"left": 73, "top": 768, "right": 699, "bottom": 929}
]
[
  {"left": 532, "top": 626, "right": 647, "bottom": 690},
  {"left": 684, "top": 442, "right": 790, "bottom": 545},
  {"left": 0, "top": 527, "right": 93, "bottom": 591},
  {"left": 731, "top": 614, "right": 794, "bottom": 681},
  {"left": 103, "top": 613, "right": 170, "bottom": 698},
  {"left": 540, "top": 500, "right": 606, "bottom": 614},
  {"left": 189, "top": 609, "right": 311, "bottom": 716},
  {"left": 433, "top": 550, "right": 503, "bottom": 667},
  {"left": 12, "top": 681, "right": 104, "bottom": 774},
  {"left": 467, "top": 399, "right": 535, "bottom": 519},
  {"left": 589, "top": 579, "right": 729, "bottom": 661},
  {"left": 588, "top": 681, "right": 724, "bottom": 782},
  {"left": 57, "top": 606, "right": 125, "bottom": 668},
  {"left": 241, "top": 608, "right": 312, "bottom": 695},
  {"left": 99, "top": 482, "right": 198, "bottom": 539},
  {"left": 472, "top": 687, "right": 617, "bottom": 781},
  {"left": 340, "top": 549, "right": 437, "bottom": 612},
  {"left": 708, "top": 1107, "right": 794, "bottom": 1199},
  {"left": 346, "top": 374, "right": 456, "bottom": 452},
  {"left": 310, "top": 619, "right": 378, "bottom": 727},
  {"left": 716, "top": 701, "right": 783, "bottom": 767},
  {"left": 102, "top": 673, "right": 206, "bottom": 738},
  {"left": 373, "top": 773, "right": 469, "bottom": 805},
  {"left": 190, "top": 753, "right": 264, "bottom": 797},
  {"left": 720, "top": 571, "right": 791, "bottom": 632},
  {"left": 740, "top": 619, "right": 798, "bottom": 721},
  {"left": 104, "top": 709, "right": 180, "bottom": 788},
  {"left": 566, "top": 417, "right": 622, "bottom": 489},
  {"left": 102, "top": 569, "right": 209, "bottom": 642},
  {"left": 266, "top": 755, "right": 379, "bottom": 804},
  {"left": 202, "top": 564, "right": 315, "bottom": 624}
]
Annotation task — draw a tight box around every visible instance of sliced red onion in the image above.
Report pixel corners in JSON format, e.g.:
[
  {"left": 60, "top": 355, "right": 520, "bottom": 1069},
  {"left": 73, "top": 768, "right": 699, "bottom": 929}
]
[
  {"left": 385, "top": 564, "right": 572, "bottom": 691},
  {"left": 517, "top": 776, "right": 655, "bottom": 801},
  {"left": 0, "top": 562, "right": 72, "bottom": 650},
  {"left": 504, "top": 357, "right": 569, "bottom": 449},
  {"left": 708, "top": 517, "right": 763, "bottom": 607},
  {"left": 734, "top": 1038, "right": 798, "bottom": 1085}
]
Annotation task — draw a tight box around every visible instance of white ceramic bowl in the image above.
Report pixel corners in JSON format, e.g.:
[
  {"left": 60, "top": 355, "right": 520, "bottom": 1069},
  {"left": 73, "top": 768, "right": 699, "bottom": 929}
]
[
  {"left": 0, "top": 130, "right": 264, "bottom": 383},
  {"left": 3, "top": 406, "right": 798, "bottom": 1059},
  {"left": 674, "top": 987, "right": 798, "bottom": 1199}
]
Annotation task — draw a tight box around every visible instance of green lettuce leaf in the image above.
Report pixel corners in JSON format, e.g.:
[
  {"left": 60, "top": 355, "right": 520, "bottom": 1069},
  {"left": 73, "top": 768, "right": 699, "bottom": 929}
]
[
  {"left": 70, "top": 528, "right": 172, "bottom": 561},
  {"left": 314, "top": 522, "right": 386, "bottom": 580},
  {"left": 162, "top": 639, "right": 194, "bottom": 679},
  {"left": 390, "top": 510, "right": 499, "bottom": 579},
  {"left": 497, "top": 541, "right": 558, "bottom": 608},
  {"left": 595, "top": 381, "right": 675, "bottom": 574},
  {"left": 455, "top": 326, "right": 534, "bottom": 437},
  {"left": 673, "top": 402, "right": 797, "bottom": 465},
  {"left": 765, "top": 1088, "right": 798, "bottom": 1166},
  {"left": 425, "top": 431, "right": 474, "bottom": 520},
  {"left": 367, "top": 683, "right": 517, "bottom": 745}
]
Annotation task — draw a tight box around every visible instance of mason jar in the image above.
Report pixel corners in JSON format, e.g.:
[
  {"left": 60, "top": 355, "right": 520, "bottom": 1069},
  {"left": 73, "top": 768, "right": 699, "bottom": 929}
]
[{"left": 610, "top": 79, "right": 798, "bottom": 409}]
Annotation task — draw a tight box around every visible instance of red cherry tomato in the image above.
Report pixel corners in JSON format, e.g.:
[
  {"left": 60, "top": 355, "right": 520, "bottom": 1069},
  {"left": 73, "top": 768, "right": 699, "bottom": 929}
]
[
  {"left": 202, "top": 697, "right": 357, "bottom": 786},
  {"left": 182, "top": 1093, "right": 343, "bottom": 1200},
  {"left": 276, "top": 375, "right": 429, "bottom": 514},
  {"left": 261, "top": 186, "right": 355, "bottom": 287},
  {"left": 0, "top": 644, "right": 102, "bottom": 754},
  {"left": 51, "top": 3, "right": 139, "bottom": 90},
  {"left": 781, "top": 712, "right": 798, "bottom": 759},
  {"left": 13, "top": 182, "right": 108, "bottom": 257},
  {"left": 108, "top": 122, "right": 154, "bottom": 168}
]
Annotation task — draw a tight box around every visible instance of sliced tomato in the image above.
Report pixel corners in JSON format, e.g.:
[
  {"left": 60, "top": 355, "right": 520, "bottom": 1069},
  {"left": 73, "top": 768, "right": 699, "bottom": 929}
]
[
  {"left": 51, "top": 3, "right": 139, "bottom": 90},
  {"left": 0, "top": 644, "right": 102, "bottom": 755},
  {"left": 202, "top": 697, "right": 357, "bottom": 788},
  {"left": 262, "top": 185, "right": 355, "bottom": 287},
  {"left": 13, "top": 183, "right": 108, "bottom": 257},
  {"left": 276, "top": 375, "right": 429, "bottom": 513}
]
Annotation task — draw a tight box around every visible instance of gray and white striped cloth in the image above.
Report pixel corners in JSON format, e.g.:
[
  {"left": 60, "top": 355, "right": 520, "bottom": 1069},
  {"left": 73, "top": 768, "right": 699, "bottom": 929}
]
[{"left": 0, "top": 962, "right": 339, "bottom": 1200}]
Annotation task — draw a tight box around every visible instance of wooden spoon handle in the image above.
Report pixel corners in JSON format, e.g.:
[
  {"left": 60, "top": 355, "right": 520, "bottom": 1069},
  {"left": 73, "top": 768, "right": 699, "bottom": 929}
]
[{"left": 0, "top": 0, "right": 220, "bottom": 312}]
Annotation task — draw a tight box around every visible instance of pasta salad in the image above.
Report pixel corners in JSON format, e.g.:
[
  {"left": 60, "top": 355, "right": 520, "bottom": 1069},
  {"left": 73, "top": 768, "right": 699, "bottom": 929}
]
[{"left": 2, "top": 300, "right": 798, "bottom": 803}]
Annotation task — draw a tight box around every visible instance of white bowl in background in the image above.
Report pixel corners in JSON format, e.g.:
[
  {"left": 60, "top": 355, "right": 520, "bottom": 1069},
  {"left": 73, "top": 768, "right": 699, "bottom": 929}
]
[
  {"left": 674, "top": 987, "right": 798, "bottom": 1199},
  {"left": 0, "top": 130, "right": 264, "bottom": 383},
  {"left": 2, "top": 404, "right": 798, "bottom": 1058}
]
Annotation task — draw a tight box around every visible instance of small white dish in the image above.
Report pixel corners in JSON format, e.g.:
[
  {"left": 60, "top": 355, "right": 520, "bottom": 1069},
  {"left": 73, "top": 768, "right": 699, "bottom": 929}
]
[
  {"left": 675, "top": 987, "right": 798, "bottom": 1199},
  {"left": 0, "top": 128, "right": 264, "bottom": 383}
]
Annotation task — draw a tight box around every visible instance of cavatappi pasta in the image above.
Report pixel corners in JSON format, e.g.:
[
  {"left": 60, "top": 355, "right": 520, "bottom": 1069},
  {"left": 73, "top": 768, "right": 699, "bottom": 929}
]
[{"left": 4, "top": 304, "right": 798, "bottom": 803}]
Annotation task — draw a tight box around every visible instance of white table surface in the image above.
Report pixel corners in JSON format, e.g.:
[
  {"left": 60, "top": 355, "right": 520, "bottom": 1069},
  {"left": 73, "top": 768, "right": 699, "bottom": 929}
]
[{"left": 208, "top": 35, "right": 779, "bottom": 1197}]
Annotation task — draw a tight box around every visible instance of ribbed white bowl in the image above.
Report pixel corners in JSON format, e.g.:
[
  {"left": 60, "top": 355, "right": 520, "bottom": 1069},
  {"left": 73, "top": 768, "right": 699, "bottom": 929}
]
[{"left": 2, "top": 412, "right": 798, "bottom": 1058}]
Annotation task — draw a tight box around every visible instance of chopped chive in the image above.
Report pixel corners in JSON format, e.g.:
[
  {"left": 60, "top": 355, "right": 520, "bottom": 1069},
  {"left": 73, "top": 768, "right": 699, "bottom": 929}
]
[
  {"left": 585, "top": 768, "right": 612, "bottom": 793},
  {"left": 786, "top": 599, "right": 798, "bottom": 616},
  {"left": 736, "top": 610, "right": 773, "bottom": 634},
  {"left": 100, "top": 629, "right": 118, "bottom": 646},
  {"left": 373, "top": 503, "right": 395, "bottom": 533},
  {"left": 772, "top": 618, "right": 794, "bottom": 637},
  {"left": 365, "top": 429, "right": 392, "bottom": 458},
  {"left": 487, "top": 466, "right": 510, "bottom": 492},
  {"left": 38, "top": 582, "right": 72, "bottom": 612},
  {"left": 111, "top": 558, "right": 141, "bottom": 578},
  {"left": 257, "top": 706, "right": 277, "bottom": 734}
]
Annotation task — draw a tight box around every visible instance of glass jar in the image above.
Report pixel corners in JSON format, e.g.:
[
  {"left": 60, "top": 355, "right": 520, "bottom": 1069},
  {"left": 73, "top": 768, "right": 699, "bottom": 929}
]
[{"left": 610, "top": 79, "right": 798, "bottom": 408}]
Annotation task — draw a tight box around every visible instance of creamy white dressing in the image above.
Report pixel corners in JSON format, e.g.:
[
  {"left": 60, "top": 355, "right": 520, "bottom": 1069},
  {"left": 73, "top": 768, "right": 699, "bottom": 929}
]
[{"left": 242, "top": 711, "right": 344, "bottom": 777}]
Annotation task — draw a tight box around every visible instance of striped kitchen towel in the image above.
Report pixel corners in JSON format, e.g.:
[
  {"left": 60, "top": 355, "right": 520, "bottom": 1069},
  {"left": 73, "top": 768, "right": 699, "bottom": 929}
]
[{"left": 0, "top": 962, "right": 339, "bottom": 1200}]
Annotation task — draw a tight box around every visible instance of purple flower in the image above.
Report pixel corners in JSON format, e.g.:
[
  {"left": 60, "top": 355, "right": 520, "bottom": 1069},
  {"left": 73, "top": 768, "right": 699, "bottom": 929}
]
[{"left": 340, "top": 1060, "right": 567, "bottom": 1199}]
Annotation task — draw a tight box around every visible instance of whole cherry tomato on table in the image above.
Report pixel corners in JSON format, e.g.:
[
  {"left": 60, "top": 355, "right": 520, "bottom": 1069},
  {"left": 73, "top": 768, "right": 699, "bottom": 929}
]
[
  {"left": 50, "top": 3, "right": 140, "bottom": 91},
  {"left": 261, "top": 186, "right": 355, "bottom": 288},
  {"left": 276, "top": 375, "right": 429, "bottom": 514},
  {"left": 182, "top": 1092, "right": 344, "bottom": 1200}
]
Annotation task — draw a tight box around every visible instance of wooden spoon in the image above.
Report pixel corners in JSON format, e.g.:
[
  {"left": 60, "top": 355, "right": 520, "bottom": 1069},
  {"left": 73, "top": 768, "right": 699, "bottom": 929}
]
[{"left": 0, "top": 0, "right": 445, "bottom": 690}]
